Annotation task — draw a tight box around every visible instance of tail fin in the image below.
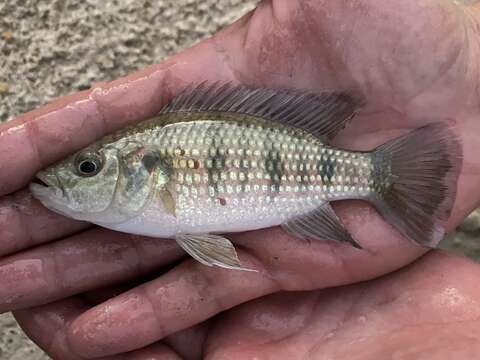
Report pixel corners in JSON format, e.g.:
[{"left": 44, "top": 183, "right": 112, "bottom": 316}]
[{"left": 370, "top": 123, "right": 462, "bottom": 248}]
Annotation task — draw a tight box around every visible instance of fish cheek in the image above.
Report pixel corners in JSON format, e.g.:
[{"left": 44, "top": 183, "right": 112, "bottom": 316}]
[
  {"left": 115, "top": 165, "right": 153, "bottom": 215},
  {"left": 114, "top": 149, "right": 169, "bottom": 216}
]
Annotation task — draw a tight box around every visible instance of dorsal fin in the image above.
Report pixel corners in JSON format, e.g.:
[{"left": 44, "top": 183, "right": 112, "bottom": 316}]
[{"left": 160, "top": 82, "right": 363, "bottom": 142}]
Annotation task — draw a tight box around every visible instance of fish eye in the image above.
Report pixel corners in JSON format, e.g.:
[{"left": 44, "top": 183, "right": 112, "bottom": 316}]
[{"left": 76, "top": 153, "right": 103, "bottom": 177}]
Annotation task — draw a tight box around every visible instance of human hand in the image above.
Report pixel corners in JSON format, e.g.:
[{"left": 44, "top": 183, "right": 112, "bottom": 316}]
[
  {"left": 186, "top": 252, "right": 480, "bottom": 359},
  {"left": 1, "top": 0, "right": 480, "bottom": 358},
  {"left": 13, "top": 252, "right": 480, "bottom": 360}
]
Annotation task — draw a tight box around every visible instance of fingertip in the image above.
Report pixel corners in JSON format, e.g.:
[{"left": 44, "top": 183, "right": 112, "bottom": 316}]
[
  {"left": 13, "top": 298, "right": 90, "bottom": 360},
  {"left": 67, "top": 289, "right": 161, "bottom": 358}
]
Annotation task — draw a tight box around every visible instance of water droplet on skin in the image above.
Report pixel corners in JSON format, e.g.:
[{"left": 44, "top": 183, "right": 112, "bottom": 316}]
[
  {"left": 357, "top": 315, "right": 367, "bottom": 323},
  {"left": 434, "top": 287, "right": 470, "bottom": 307},
  {"left": 324, "top": 331, "right": 335, "bottom": 339}
]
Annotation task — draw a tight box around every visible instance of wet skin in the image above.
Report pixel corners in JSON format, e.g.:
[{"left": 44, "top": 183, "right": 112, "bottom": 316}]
[{"left": 1, "top": 0, "right": 480, "bottom": 358}]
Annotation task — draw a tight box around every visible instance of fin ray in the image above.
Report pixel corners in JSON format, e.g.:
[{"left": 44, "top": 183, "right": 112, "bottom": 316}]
[
  {"left": 370, "top": 123, "right": 462, "bottom": 247},
  {"left": 281, "top": 203, "right": 362, "bottom": 248},
  {"left": 176, "top": 233, "right": 256, "bottom": 272},
  {"left": 161, "top": 82, "right": 363, "bottom": 141}
]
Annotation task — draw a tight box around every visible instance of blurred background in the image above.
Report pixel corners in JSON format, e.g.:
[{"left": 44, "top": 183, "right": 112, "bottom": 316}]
[{"left": 0, "top": 0, "right": 478, "bottom": 358}]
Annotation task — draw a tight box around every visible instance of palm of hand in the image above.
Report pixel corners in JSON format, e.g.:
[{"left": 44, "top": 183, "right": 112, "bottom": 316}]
[
  {"left": 201, "top": 253, "right": 480, "bottom": 359},
  {"left": 1, "top": 1, "right": 480, "bottom": 358}
]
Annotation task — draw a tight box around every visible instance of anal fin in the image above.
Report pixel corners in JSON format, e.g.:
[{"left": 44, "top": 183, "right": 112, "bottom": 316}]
[
  {"left": 281, "top": 203, "right": 362, "bottom": 249},
  {"left": 176, "top": 234, "right": 257, "bottom": 272}
]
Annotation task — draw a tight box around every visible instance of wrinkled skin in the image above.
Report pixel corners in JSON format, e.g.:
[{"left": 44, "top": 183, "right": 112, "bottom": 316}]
[{"left": 1, "top": 0, "right": 480, "bottom": 358}]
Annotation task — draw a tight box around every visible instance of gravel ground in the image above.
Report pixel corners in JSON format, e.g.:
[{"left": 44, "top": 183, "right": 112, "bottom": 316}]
[{"left": 0, "top": 0, "right": 478, "bottom": 359}]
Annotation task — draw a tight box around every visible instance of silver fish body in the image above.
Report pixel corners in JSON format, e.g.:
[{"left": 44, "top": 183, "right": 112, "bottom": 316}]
[
  {"left": 30, "top": 83, "right": 461, "bottom": 271},
  {"left": 101, "top": 113, "right": 373, "bottom": 238}
]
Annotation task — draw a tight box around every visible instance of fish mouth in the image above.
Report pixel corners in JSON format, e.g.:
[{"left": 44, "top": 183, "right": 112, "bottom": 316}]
[
  {"left": 32, "top": 170, "right": 60, "bottom": 188},
  {"left": 29, "top": 170, "right": 66, "bottom": 201},
  {"left": 31, "top": 172, "right": 51, "bottom": 188}
]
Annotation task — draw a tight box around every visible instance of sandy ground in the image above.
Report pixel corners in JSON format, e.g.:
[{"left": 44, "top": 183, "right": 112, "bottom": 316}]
[{"left": 0, "top": 0, "right": 478, "bottom": 358}]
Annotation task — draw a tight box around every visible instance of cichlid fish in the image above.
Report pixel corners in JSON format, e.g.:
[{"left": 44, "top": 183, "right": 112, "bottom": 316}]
[{"left": 30, "top": 83, "right": 461, "bottom": 271}]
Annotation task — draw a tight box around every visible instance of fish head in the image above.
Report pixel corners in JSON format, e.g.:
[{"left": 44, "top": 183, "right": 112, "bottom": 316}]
[
  {"left": 30, "top": 141, "right": 172, "bottom": 225},
  {"left": 29, "top": 145, "right": 122, "bottom": 223}
]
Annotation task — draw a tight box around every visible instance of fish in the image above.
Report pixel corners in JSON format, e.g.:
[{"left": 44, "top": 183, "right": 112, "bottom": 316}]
[{"left": 29, "top": 82, "right": 462, "bottom": 271}]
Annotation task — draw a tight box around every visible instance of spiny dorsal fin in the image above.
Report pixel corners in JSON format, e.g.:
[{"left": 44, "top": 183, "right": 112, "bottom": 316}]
[{"left": 160, "top": 82, "right": 363, "bottom": 142}]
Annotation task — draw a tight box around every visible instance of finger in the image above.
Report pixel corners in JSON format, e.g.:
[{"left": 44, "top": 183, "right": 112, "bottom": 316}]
[
  {"left": 13, "top": 297, "right": 100, "bottom": 360},
  {"left": 0, "top": 190, "right": 88, "bottom": 256},
  {"left": 13, "top": 298, "right": 182, "bottom": 360},
  {"left": 72, "top": 284, "right": 210, "bottom": 360},
  {"left": 67, "top": 255, "right": 277, "bottom": 358},
  {"left": 0, "top": 229, "right": 184, "bottom": 313},
  {"left": 74, "top": 284, "right": 211, "bottom": 360},
  {"left": 205, "top": 251, "right": 480, "bottom": 359}
]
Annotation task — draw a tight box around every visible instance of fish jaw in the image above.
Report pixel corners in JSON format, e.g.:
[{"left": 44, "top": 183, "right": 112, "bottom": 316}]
[
  {"left": 29, "top": 181, "right": 70, "bottom": 215},
  {"left": 29, "top": 170, "right": 74, "bottom": 217}
]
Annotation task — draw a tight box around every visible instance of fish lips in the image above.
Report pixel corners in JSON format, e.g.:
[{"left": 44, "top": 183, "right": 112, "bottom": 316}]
[{"left": 30, "top": 170, "right": 67, "bottom": 205}]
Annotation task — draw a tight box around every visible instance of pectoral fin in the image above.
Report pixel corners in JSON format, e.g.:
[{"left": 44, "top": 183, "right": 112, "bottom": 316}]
[
  {"left": 281, "top": 203, "right": 362, "bottom": 249},
  {"left": 176, "top": 234, "right": 256, "bottom": 272}
]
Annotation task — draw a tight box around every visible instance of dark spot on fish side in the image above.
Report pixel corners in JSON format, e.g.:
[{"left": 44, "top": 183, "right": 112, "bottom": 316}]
[
  {"left": 298, "top": 161, "right": 309, "bottom": 187},
  {"left": 265, "top": 150, "right": 283, "bottom": 194},
  {"left": 142, "top": 153, "right": 160, "bottom": 172},
  {"left": 371, "top": 151, "right": 392, "bottom": 195},
  {"left": 319, "top": 155, "right": 335, "bottom": 186},
  {"left": 207, "top": 126, "right": 224, "bottom": 197},
  {"left": 238, "top": 145, "right": 250, "bottom": 193},
  {"left": 218, "top": 197, "right": 227, "bottom": 206}
]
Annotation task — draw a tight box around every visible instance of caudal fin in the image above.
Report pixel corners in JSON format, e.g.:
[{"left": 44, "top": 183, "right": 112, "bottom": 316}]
[{"left": 370, "top": 123, "right": 462, "bottom": 247}]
